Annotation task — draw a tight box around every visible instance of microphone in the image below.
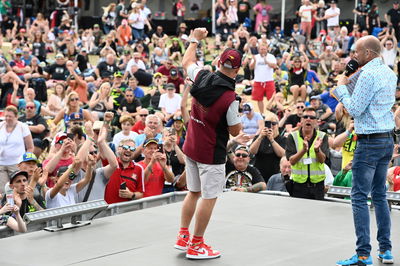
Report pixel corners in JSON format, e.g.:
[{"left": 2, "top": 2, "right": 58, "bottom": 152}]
[{"left": 344, "top": 59, "right": 359, "bottom": 77}]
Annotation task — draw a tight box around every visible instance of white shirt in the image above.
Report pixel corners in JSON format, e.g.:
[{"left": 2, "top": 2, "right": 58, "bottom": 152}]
[
  {"left": 112, "top": 131, "right": 139, "bottom": 148},
  {"left": 129, "top": 11, "right": 146, "bottom": 29},
  {"left": 326, "top": 7, "right": 340, "bottom": 27},
  {"left": 0, "top": 121, "right": 31, "bottom": 165},
  {"left": 382, "top": 48, "right": 397, "bottom": 67},
  {"left": 253, "top": 54, "right": 277, "bottom": 82},
  {"left": 126, "top": 58, "right": 146, "bottom": 74},
  {"left": 46, "top": 184, "right": 78, "bottom": 209},
  {"left": 187, "top": 64, "right": 241, "bottom": 127},
  {"left": 299, "top": 4, "right": 314, "bottom": 22},
  {"left": 159, "top": 93, "right": 182, "bottom": 114}
]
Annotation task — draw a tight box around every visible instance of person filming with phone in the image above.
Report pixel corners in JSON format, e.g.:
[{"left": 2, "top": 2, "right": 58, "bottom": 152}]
[{"left": 249, "top": 113, "right": 286, "bottom": 184}]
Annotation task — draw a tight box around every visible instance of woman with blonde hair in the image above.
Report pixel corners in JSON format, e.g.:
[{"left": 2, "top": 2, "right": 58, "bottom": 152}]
[
  {"left": 102, "top": 3, "right": 117, "bottom": 34},
  {"left": 53, "top": 91, "right": 93, "bottom": 129},
  {"left": 249, "top": 112, "right": 286, "bottom": 183},
  {"left": 89, "top": 82, "right": 114, "bottom": 120}
]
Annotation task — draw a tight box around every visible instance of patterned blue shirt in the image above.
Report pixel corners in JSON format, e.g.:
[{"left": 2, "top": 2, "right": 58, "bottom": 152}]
[{"left": 334, "top": 58, "right": 396, "bottom": 134}]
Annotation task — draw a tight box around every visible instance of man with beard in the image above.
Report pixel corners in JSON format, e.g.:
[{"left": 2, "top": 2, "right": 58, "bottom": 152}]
[
  {"left": 285, "top": 107, "right": 329, "bottom": 200},
  {"left": 104, "top": 139, "right": 145, "bottom": 204}
]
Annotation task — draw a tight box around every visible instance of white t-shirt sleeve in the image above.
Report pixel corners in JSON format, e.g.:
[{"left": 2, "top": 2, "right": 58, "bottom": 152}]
[
  {"left": 158, "top": 94, "right": 166, "bottom": 108},
  {"left": 187, "top": 64, "right": 202, "bottom": 81},
  {"left": 268, "top": 54, "right": 277, "bottom": 64},
  {"left": 20, "top": 122, "right": 31, "bottom": 137},
  {"left": 226, "top": 100, "right": 241, "bottom": 126}
]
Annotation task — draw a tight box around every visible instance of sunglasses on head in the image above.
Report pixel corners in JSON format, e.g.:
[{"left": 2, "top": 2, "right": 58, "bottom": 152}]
[
  {"left": 120, "top": 145, "right": 135, "bottom": 152},
  {"left": 235, "top": 153, "right": 249, "bottom": 158},
  {"left": 302, "top": 115, "right": 317, "bottom": 120}
]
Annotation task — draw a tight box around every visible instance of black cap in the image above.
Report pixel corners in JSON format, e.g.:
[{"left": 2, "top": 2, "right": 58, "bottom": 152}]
[
  {"left": 57, "top": 166, "right": 69, "bottom": 177},
  {"left": 165, "top": 83, "right": 176, "bottom": 90},
  {"left": 170, "top": 68, "right": 178, "bottom": 76},
  {"left": 10, "top": 170, "right": 29, "bottom": 184}
]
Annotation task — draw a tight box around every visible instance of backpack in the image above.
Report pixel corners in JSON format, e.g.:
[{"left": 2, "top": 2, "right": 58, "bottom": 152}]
[{"left": 172, "top": 2, "right": 178, "bottom": 16}]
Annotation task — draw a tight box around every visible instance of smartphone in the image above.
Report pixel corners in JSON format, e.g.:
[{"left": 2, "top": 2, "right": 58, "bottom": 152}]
[
  {"left": 169, "top": 127, "right": 176, "bottom": 135},
  {"left": 120, "top": 182, "right": 126, "bottom": 190},
  {"left": 265, "top": 121, "right": 272, "bottom": 128},
  {"left": 158, "top": 144, "right": 164, "bottom": 153}
]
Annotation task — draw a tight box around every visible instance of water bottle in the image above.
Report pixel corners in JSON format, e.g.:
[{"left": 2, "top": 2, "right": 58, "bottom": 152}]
[{"left": 5, "top": 187, "right": 14, "bottom": 206}]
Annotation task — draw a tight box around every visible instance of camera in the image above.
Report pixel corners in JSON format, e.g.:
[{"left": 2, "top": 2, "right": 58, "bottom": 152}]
[{"left": 120, "top": 182, "right": 126, "bottom": 190}]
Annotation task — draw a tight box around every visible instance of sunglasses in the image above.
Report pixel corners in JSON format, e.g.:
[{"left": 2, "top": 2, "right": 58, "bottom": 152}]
[
  {"left": 126, "top": 95, "right": 134, "bottom": 97},
  {"left": 235, "top": 153, "right": 249, "bottom": 158},
  {"left": 302, "top": 115, "right": 317, "bottom": 120},
  {"left": 89, "top": 150, "right": 98, "bottom": 155},
  {"left": 70, "top": 98, "right": 79, "bottom": 102},
  {"left": 26, "top": 106, "right": 35, "bottom": 109},
  {"left": 266, "top": 121, "right": 278, "bottom": 126},
  {"left": 72, "top": 121, "right": 83, "bottom": 126},
  {"left": 140, "top": 114, "right": 148, "bottom": 117},
  {"left": 296, "top": 106, "right": 305, "bottom": 109},
  {"left": 120, "top": 145, "right": 136, "bottom": 152}
]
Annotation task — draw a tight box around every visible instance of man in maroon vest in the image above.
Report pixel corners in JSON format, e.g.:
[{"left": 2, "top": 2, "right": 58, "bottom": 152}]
[{"left": 174, "top": 28, "right": 242, "bottom": 260}]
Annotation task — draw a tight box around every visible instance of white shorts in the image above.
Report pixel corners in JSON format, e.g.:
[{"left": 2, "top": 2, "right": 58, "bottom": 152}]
[{"left": 185, "top": 157, "right": 226, "bottom": 199}]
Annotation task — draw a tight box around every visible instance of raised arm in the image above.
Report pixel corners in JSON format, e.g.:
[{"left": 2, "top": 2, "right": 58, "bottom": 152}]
[
  {"left": 99, "top": 112, "right": 119, "bottom": 179},
  {"left": 182, "top": 28, "right": 208, "bottom": 71}
]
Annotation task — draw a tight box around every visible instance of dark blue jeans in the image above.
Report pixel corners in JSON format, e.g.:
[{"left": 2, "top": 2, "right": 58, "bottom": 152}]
[{"left": 351, "top": 136, "right": 393, "bottom": 256}]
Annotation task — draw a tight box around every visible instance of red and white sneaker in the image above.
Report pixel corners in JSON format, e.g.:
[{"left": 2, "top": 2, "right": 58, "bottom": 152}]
[
  {"left": 186, "top": 242, "right": 221, "bottom": 260},
  {"left": 174, "top": 232, "right": 190, "bottom": 251}
]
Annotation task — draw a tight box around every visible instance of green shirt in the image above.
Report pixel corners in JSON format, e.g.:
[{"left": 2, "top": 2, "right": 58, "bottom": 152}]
[
  {"left": 333, "top": 170, "right": 352, "bottom": 187},
  {"left": 0, "top": 1, "right": 11, "bottom": 15}
]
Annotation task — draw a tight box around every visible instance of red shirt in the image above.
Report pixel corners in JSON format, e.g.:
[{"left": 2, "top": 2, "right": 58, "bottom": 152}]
[
  {"left": 393, "top": 167, "right": 400, "bottom": 192},
  {"left": 138, "top": 160, "right": 165, "bottom": 198},
  {"left": 43, "top": 157, "right": 74, "bottom": 188},
  {"left": 132, "top": 120, "right": 145, "bottom": 134},
  {"left": 104, "top": 159, "right": 144, "bottom": 204},
  {"left": 156, "top": 65, "right": 175, "bottom": 77},
  {"left": 167, "top": 76, "right": 184, "bottom": 93}
]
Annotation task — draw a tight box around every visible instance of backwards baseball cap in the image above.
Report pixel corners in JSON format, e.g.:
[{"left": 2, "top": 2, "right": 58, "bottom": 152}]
[
  {"left": 219, "top": 48, "right": 242, "bottom": 69},
  {"left": 243, "top": 102, "right": 253, "bottom": 114},
  {"left": 57, "top": 166, "right": 69, "bottom": 177},
  {"left": 10, "top": 170, "right": 29, "bottom": 184},
  {"left": 20, "top": 152, "right": 38, "bottom": 164},
  {"left": 170, "top": 68, "right": 178, "bottom": 76},
  {"left": 235, "top": 145, "right": 249, "bottom": 153},
  {"left": 144, "top": 138, "right": 158, "bottom": 147},
  {"left": 55, "top": 53, "right": 65, "bottom": 59},
  {"left": 55, "top": 132, "right": 68, "bottom": 144},
  {"left": 15, "top": 48, "right": 23, "bottom": 55},
  {"left": 69, "top": 112, "right": 83, "bottom": 121}
]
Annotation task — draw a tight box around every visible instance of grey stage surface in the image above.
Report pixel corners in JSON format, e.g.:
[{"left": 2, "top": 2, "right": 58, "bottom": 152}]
[{"left": 1, "top": 192, "right": 399, "bottom": 266}]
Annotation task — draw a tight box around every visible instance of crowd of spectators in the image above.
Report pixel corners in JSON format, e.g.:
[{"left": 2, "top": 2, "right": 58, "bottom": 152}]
[{"left": 1, "top": 0, "right": 400, "bottom": 234}]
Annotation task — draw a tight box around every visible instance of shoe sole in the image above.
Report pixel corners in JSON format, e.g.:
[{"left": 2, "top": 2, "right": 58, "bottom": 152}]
[
  {"left": 336, "top": 263, "right": 373, "bottom": 266},
  {"left": 174, "top": 244, "right": 188, "bottom": 251},
  {"left": 186, "top": 253, "right": 221, "bottom": 260},
  {"left": 379, "top": 258, "right": 394, "bottom": 264}
]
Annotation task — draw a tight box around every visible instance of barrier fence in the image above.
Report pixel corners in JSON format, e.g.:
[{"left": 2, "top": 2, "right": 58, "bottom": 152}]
[{"left": 0, "top": 188, "right": 398, "bottom": 238}]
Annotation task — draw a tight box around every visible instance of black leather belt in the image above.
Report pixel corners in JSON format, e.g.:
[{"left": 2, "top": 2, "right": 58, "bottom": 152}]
[{"left": 357, "top": 132, "right": 392, "bottom": 139}]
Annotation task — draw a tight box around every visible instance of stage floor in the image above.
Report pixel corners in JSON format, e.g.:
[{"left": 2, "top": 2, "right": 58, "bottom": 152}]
[{"left": 1, "top": 192, "right": 399, "bottom": 266}]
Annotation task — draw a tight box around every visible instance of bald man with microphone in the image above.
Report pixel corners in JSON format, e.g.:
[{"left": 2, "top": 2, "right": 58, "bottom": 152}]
[{"left": 332, "top": 35, "right": 396, "bottom": 266}]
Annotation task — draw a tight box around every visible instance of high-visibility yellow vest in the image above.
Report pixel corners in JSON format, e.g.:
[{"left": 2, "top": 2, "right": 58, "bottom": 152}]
[{"left": 291, "top": 130, "right": 326, "bottom": 184}]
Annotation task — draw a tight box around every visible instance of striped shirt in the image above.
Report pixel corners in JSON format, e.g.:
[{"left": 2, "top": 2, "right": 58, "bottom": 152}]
[{"left": 334, "top": 58, "right": 396, "bottom": 135}]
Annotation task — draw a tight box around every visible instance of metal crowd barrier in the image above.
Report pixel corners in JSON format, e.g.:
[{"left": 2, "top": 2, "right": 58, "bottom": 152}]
[
  {"left": 1, "top": 188, "right": 399, "bottom": 238},
  {"left": 0, "top": 191, "right": 189, "bottom": 238}
]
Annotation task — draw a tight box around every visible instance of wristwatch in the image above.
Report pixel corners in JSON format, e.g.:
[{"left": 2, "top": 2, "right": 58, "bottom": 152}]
[
  {"left": 69, "top": 170, "right": 77, "bottom": 181},
  {"left": 189, "top": 38, "right": 199, "bottom": 44}
]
